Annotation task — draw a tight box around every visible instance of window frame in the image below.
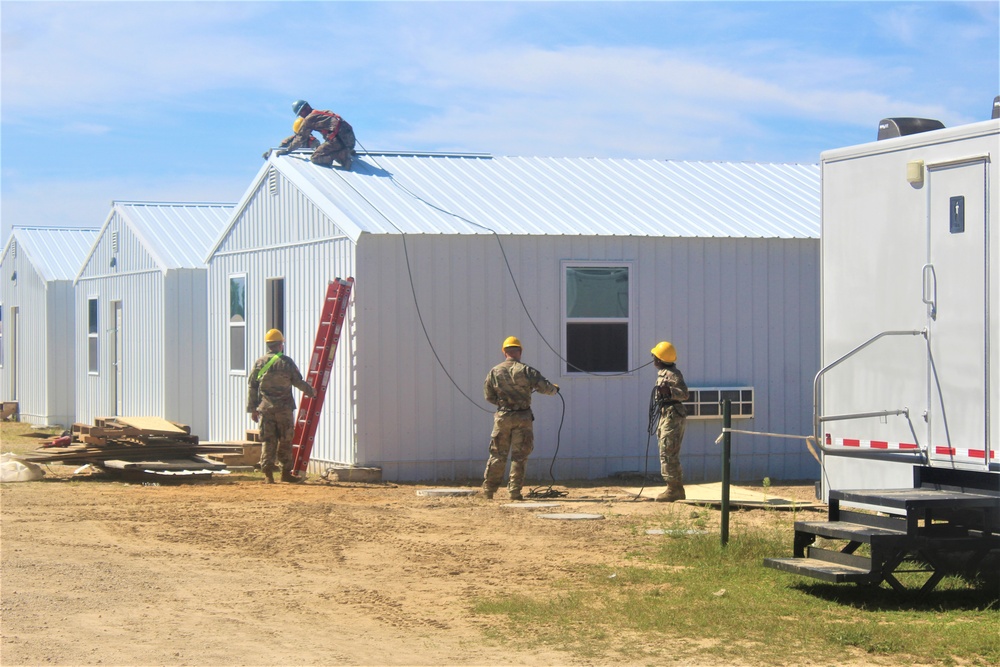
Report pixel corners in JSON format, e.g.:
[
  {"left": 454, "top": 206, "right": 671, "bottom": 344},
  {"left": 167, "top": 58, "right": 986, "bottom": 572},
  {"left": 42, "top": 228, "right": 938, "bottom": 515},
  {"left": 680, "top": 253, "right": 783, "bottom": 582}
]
[
  {"left": 87, "top": 297, "right": 99, "bottom": 375},
  {"left": 229, "top": 274, "right": 248, "bottom": 374},
  {"left": 560, "top": 260, "right": 634, "bottom": 376}
]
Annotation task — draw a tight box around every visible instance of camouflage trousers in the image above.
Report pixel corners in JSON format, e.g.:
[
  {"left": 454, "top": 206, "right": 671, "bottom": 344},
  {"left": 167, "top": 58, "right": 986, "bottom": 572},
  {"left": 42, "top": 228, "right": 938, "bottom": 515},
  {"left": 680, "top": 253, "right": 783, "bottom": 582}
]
[
  {"left": 259, "top": 409, "right": 296, "bottom": 473},
  {"left": 657, "top": 408, "right": 687, "bottom": 485},
  {"left": 483, "top": 411, "right": 534, "bottom": 493},
  {"left": 312, "top": 124, "right": 356, "bottom": 169}
]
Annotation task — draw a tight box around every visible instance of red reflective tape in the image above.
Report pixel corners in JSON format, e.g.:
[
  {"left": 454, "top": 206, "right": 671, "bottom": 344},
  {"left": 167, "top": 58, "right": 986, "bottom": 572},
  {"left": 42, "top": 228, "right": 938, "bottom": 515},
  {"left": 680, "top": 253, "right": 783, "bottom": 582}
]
[
  {"left": 842, "top": 439, "right": 861, "bottom": 447},
  {"left": 870, "top": 440, "right": 889, "bottom": 449},
  {"left": 968, "top": 449, "right": 986, "bottom": 459},
  {"left": 899, "top": 442, "right": 919, "bottom": 449},
  {"left": 935, "top": 447, "right": 956, "bottom": 456}
]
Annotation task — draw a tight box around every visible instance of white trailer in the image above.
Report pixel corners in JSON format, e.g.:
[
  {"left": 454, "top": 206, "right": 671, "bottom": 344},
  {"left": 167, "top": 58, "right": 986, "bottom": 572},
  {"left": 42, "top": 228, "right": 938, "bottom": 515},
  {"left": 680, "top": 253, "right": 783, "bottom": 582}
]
[
  {"left": 766, "top": 114, "right": 1000, "bottom": 592},
  {"left": 819, "top": 117, "right": 998, "bottom": 488}
]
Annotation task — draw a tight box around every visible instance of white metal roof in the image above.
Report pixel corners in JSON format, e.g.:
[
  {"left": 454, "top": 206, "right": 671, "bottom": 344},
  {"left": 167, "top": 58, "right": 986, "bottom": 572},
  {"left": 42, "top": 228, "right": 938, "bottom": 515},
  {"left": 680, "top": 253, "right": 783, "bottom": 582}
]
[
  {"left": 108, "top": 201, "right": 235, "bottom": 270},
  {"left": 2, "top": 227, "right": 100, "bottom": 282},
  {"left": 269, "top": 152, "right": 820, "bottom": 241}
]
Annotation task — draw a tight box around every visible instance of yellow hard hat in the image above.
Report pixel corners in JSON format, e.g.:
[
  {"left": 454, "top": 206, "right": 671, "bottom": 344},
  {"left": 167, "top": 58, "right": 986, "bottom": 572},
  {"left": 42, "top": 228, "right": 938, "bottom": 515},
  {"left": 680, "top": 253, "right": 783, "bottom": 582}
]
[
  {"left": 501, "top": 336, "right": 522, "bottom": 350},
  {"left": 293, "top": 116, "right": 305, "bottom": 134},
  {"left": 651, "top": 341, "right": 677, "bottom": 363},
  {"left": 265, "top": 329, "right": 284, "bottom": 343}
]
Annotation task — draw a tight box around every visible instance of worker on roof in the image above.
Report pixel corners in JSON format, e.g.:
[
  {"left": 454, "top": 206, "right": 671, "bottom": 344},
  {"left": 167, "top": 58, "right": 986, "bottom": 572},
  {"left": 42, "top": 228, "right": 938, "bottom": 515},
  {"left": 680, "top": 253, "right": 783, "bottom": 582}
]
[
  {"left": 278, "top": 99, "right": 357, "bottom": 170},
  {"left": 247, "top": 329, "right": 316, "bottom": 484},
  {"left": 263, "top": 117, "right": 320, "bottom": 159},
  {"left": 650, "top": 341, "right": 689, "bottom": 502},
  {"left": 481, "top": 337, "right": 559, "bottom": 501}
]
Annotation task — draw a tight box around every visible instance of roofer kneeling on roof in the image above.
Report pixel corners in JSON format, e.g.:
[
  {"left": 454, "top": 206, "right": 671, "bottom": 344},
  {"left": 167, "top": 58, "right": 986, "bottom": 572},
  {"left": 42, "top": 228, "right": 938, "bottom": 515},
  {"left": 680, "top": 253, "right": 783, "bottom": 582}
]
[{"left": 270, "top": 99, "right": 356, "bottom": 170}]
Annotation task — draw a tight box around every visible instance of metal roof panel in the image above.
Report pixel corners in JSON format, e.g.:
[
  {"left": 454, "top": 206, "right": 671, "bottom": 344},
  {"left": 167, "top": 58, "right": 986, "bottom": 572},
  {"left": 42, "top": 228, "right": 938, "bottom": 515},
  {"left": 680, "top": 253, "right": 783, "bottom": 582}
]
[
  {"left": 272, "top": 152, "right": 820, "bottom": 240},
  {"left": 5, "top": 227, "right": 100, "bottom": 282},
  {"left": 114, "top": 201, "right": 235, "bottom": 269}
]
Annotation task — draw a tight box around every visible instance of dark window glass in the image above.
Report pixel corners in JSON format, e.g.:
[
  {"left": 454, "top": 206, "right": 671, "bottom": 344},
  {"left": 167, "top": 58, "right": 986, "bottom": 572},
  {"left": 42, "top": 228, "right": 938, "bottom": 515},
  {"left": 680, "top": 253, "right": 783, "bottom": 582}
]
[{"left": 565, "top": 323, "right": 628, "bottom": 373}]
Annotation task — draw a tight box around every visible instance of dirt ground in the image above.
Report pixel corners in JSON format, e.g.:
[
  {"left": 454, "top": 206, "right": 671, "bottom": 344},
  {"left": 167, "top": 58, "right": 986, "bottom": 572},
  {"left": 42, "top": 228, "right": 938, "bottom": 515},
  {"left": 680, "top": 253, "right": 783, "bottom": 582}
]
[{"left": 1, "top": 463, "right": 823, "bottom": 667}]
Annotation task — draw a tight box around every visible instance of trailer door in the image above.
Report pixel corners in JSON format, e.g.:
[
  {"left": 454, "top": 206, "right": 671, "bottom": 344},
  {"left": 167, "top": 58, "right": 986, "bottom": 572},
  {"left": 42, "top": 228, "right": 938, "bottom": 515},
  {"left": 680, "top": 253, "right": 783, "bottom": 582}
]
[{"left": 926, "top": 157, "right": 989, "bottom": 469}]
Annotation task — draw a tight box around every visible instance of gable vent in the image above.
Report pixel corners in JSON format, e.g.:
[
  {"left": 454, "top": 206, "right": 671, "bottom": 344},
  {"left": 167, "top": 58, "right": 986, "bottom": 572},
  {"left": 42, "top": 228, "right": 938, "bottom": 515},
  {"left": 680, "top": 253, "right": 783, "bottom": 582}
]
[
  {"left": 268, "top": 168, "right": 279, "bottom": 196},
  {"left": 10, "top": 240, "right": 16, "bottom": 259},
  {"left": 111, "top": 231, "right": 119, "bottom": 254}
]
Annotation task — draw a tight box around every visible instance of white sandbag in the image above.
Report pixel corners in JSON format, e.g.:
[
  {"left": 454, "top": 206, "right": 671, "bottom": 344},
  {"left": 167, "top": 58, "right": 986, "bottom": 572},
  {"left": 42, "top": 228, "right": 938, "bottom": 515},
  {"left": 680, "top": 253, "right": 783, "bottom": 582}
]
[{"left": 0, "top": 453, "right": 45, "bottom": 482}]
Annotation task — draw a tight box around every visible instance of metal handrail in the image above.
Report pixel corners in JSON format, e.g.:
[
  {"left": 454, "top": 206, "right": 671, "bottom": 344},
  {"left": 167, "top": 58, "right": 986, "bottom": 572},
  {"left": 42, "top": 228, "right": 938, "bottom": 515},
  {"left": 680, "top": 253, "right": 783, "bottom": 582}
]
[{"left": 813, "top": 329, "right": 928, "bottom": 462}]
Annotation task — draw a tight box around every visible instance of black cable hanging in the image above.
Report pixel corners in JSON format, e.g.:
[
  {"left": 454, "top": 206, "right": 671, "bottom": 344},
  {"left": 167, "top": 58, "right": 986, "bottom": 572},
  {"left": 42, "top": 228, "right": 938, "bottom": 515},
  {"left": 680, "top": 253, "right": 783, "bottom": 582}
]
[
  {"left": 527, "top": 391, "right": 568, "bottom": 499},
  {"left": 631, "top": 384, "right": 663, "bottom": 501},
  {"left": 330, "top": 144, "right": 656, "bottom": 493}
]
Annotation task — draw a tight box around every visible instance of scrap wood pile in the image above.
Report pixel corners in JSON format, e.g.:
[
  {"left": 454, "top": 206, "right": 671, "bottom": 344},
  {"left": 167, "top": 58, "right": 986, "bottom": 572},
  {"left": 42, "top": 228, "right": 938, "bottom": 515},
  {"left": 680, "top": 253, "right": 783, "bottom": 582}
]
[{"left": 22, "top": 416, "right": 243, "bottom": 480}]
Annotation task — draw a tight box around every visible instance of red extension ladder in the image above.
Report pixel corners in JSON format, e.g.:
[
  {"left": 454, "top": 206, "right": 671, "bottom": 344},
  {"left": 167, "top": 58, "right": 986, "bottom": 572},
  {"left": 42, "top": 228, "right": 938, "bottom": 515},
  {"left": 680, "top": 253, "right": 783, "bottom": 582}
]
[{"left": 290, "top": 277, "right": 354, "bottom": 476}]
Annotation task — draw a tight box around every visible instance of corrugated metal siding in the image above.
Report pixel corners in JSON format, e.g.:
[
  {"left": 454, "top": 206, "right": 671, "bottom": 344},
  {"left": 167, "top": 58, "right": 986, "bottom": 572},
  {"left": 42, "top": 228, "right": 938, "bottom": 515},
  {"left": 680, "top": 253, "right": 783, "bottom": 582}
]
[
  {"left": 74, "top": 202, "right": 231, "bottom": 434},
  {"left": 206, "top": 178, "right": 357, "bottom": 466},
  {"left": 76, "top": 272, "right": 166, "bottom": 425},
  {"left": 354, "top": 234, "right": 820, "bottom": 482},
  {"left": 272, "top": 153, "right": 820, "bottom": 240},
  {"left": 0, "top": 228, "right": 96, "bottom": 425},
  {"left": 211, "top": 167, "right": 350, "bottom": 257}
]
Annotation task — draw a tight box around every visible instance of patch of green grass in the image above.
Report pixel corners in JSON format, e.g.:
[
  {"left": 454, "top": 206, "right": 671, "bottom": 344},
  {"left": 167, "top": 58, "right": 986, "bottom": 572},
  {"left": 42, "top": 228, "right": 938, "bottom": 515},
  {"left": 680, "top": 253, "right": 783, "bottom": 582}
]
[
  {"left": 474, "top": 513, "right": 1000, "bottom": 666},
  {"left": 0, "top": 421, "right": 63, "bottom": 455}
]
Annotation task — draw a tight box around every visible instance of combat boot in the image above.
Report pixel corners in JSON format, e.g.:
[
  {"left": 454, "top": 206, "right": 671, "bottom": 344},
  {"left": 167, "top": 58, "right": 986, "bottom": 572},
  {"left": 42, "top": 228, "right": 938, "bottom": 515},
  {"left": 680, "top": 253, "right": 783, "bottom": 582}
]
[
  {"left": 482, "top": 483, "right": 496, "bottom": 500},
  {"left": 509, "top": 489, "right": 523, "bottom": 501},
  {"left": 281, "top": 470, "right": 304, "bottom": 484},
  {"left": 263, "top": 467, "right": 275, "bottom": 484},
  {"left": 655, "top": 485, "right": 685, "bottom": 502}
]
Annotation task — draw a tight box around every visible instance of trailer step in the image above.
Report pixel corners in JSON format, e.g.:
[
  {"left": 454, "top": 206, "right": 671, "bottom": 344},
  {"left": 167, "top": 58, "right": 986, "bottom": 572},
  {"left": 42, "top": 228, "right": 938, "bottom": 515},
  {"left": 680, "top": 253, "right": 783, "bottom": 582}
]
[
  {"left": 764, "top": 557, "right": 874, "bottom": 584},
  {"left": 795, "top": 520, "right": 907, "bottom": 542}
]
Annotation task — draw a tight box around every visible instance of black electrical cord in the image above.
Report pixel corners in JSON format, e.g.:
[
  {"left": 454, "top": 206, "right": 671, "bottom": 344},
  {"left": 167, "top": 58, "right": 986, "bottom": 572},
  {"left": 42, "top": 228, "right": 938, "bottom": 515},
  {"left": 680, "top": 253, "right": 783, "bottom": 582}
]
[
  {"left": 325, "top": 144, "right": 656, "bottom": 492},
  {"left": 527, "top": 390, "right": 568, "bottom": 499},
  {"left": 352, "top": 140, "right": 655, "bottom": 377},
  {"left": 631, "top": 384, "right": 662, "bottom": 501}
]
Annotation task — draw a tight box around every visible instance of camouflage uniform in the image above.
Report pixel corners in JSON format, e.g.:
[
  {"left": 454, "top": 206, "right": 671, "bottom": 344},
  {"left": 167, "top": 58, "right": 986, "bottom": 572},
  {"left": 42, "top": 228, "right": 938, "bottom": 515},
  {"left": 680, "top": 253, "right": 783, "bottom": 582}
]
[
  {"left": 482, "top": 359, "right": 559, "bottom": 497},
  {"left": 655, "top": 364, "right": 689, "bottom": 488},
  {"left": 284, "top": 109, "right": 356, "bottom": 169},
  {"left": 247, "top": 351, "right": 315, "bottom": 476}
]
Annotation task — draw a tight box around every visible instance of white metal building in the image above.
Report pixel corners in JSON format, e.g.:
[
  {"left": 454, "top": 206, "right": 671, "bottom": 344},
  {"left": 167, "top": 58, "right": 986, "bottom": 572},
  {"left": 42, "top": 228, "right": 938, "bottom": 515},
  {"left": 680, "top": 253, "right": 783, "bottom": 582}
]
[
  {"left": 207, "top": 152, "right": 821, "bottom": 483},
  {"left": 74, "top": 201, "right": 234, "bottom": 437},
  {"left": 0, "top": 227, "right": 99, "bottom": 427}
]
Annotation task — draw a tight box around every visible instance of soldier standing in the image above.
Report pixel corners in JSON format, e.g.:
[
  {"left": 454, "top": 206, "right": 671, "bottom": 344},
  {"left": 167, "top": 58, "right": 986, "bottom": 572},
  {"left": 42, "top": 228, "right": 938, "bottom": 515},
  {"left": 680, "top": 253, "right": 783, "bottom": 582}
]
[
  {"left": 651, "top": 341, "right": 689, "bottom": 502},
  {"left": 482, "top": 336, "right": 559, "bottom": 501},
  {"left": 247, "top": 329, "right": 316, "bottom": 484}
]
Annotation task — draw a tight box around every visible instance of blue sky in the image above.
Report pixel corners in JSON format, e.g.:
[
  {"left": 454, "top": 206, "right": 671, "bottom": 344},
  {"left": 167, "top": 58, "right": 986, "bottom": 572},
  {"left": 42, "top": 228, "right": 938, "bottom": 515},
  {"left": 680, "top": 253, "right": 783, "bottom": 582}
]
[{"left": 2, "top": 1, "right": 997, "bottom": 239}]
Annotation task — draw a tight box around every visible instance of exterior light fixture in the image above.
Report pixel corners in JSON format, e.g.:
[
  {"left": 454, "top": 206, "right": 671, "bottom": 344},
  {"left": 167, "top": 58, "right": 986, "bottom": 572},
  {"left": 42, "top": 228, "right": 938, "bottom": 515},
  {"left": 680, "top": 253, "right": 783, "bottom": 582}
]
[{"left": 906, "top": 159, "right": 924, "bottom": 186}]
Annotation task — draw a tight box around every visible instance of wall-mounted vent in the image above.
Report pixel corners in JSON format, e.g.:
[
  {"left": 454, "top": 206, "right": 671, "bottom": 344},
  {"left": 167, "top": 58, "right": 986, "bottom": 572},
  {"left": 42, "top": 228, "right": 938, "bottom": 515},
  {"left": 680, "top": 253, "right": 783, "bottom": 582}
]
[
  {"left": 10, "top": 240, "right": 15, "bottom": 259},
  {"left": 877, "top": 118, "right": 945, "bottom": 141},
  {"left": 111, "top": 231, "right": 119, "bottom": 253},
  {"left": 993, "top": 95, "right": 999, "bottom": 120},
  {"left": 268, "top": 168, "right": 279, "bottom": 196}
]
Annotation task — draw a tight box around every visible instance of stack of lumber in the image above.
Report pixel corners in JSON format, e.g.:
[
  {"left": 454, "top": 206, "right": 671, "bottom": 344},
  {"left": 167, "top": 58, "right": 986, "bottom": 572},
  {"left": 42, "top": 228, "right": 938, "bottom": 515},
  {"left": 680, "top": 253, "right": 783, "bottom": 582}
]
[
  {"left": 201, "top": 429, "right": 262, "bottom": 468},
  {"left": 22, "top": 416, "right": 243, "bottom": 480}
]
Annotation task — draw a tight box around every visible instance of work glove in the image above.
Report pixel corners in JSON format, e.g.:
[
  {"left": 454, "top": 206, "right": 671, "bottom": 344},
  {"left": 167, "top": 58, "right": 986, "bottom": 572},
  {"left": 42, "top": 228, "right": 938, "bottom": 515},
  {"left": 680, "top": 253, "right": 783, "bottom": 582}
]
[
  {"left": 554, "top": 384, "right": 560, "bottom": 393},
  {"left": 251, "top": 410, "right": 260, "bottom": 423}
]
